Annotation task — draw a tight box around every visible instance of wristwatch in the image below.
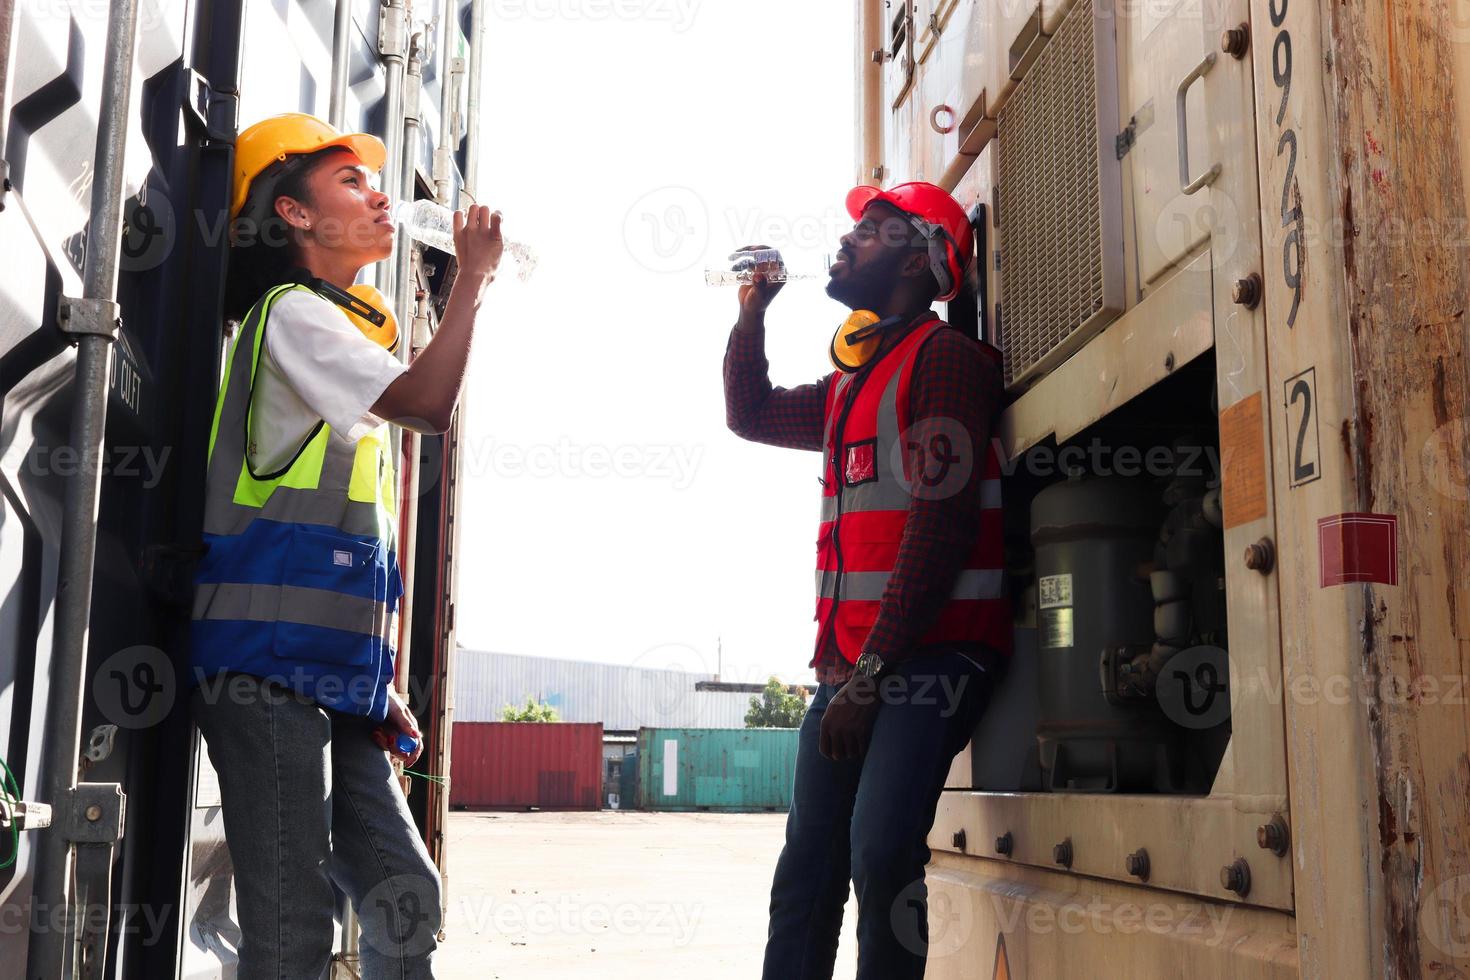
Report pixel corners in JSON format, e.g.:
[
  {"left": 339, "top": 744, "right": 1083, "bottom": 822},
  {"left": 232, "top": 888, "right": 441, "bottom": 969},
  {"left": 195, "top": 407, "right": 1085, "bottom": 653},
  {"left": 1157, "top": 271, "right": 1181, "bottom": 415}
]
[{"left": 854, "top": 651, "right": 886, "bottom": 678}]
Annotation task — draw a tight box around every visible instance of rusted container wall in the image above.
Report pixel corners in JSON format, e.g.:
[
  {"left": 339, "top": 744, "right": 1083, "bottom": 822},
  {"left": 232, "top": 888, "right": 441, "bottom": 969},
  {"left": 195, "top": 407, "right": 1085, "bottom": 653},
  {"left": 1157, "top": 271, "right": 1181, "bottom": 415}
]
[
  {"left": 635, "top": 728, "right": 799, "bottom": 812},
  {"left": 451, "top": 722, "right": 604, "bottom": 810}
]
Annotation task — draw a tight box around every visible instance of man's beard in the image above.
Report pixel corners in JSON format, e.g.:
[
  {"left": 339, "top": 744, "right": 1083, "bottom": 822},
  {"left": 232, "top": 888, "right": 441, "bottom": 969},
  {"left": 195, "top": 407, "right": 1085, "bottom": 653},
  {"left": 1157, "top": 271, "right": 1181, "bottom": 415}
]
[{"left": 824, "top": 253, "right": 904, "bottom": 310}]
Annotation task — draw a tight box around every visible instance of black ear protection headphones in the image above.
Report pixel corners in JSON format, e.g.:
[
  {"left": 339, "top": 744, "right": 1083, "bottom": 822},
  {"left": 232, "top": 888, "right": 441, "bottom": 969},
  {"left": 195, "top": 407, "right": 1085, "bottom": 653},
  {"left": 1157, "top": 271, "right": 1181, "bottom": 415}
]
[{"left": 829, "top": 311, "right": 906, "bottom": 373}]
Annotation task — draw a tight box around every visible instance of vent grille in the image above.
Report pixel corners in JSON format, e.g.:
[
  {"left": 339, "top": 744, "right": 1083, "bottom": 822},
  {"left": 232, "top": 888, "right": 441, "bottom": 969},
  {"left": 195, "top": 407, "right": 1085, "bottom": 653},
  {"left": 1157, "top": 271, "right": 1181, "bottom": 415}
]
[{"left": 997, "top": 3, "right": 1122, "bottom": 389}]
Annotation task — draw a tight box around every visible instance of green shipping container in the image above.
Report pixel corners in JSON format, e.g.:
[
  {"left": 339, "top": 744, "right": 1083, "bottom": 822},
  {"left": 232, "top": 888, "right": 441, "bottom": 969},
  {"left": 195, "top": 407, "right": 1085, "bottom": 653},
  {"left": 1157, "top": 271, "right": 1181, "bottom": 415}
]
[{"left": 635, "top": 728, "right": 800, "bottom": 812}]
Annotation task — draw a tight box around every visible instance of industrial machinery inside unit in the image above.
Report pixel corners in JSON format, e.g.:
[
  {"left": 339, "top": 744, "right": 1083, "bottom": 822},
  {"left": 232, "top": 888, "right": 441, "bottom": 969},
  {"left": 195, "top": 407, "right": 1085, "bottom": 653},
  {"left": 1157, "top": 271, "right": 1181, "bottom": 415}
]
[{"left": 904, "top": 0, "right": 1245, "bottom": 800}]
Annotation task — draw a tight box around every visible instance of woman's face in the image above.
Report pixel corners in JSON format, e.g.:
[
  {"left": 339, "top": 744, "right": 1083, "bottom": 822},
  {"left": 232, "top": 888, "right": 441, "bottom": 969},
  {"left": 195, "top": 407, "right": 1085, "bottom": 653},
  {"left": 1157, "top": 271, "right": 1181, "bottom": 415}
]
[{"left": 277, "top": 148, "right": 394, "bottom": 264}]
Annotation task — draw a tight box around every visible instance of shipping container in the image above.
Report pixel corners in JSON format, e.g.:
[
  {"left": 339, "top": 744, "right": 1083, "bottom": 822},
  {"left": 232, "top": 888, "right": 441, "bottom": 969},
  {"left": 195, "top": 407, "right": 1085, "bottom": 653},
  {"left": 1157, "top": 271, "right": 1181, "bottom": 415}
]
[
  {"left": 634, "top": 728, "right": 798, "bottom": 812},
  {"left": 0, "top": 1, "right": 483, "bottom": 975},
  {"left": 853, "top": 0, "right": 1470, "bottom": 975},
  {"left": 451, "top": 722, "right": 603, "bottom": 811}
]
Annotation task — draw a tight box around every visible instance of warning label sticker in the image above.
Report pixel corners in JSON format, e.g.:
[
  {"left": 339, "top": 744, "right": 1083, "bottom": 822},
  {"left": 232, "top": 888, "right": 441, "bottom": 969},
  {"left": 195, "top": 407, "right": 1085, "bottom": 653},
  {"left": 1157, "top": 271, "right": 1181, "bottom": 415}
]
[
  {"left": 1039, "top": 573, "right": 1073, "bottom": 609},
  {"left": 1220, "top": 391, "right": 1269, "bottom": 528}
]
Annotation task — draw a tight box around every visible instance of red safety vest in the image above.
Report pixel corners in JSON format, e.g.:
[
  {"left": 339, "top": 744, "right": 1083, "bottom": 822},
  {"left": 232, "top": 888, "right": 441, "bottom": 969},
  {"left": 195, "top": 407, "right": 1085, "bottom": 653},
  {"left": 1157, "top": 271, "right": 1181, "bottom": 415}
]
[{"left": 815, "top": 316, "right": 1011, "bottom": 663}]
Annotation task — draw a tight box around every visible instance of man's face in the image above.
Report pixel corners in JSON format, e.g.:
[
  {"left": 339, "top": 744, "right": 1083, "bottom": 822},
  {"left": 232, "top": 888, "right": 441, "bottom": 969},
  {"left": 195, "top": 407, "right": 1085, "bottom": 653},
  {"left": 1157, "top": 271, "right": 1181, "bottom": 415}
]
[
  {"left": 287, "top": 148, "right": 395, "bottom": 263},
  {"left": 825, "top": 201, "right": 926, "bottom": 310}
]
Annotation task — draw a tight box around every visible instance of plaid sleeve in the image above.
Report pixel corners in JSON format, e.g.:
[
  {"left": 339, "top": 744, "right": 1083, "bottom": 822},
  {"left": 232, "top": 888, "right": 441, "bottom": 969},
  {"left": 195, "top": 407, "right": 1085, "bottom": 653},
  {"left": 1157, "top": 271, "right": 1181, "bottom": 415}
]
[
  {"left": 861, "top": 327, "right": 1003, "bottom": 665},
  {"left": 723, "top": 325, "right": 829, "bottom": 452}
]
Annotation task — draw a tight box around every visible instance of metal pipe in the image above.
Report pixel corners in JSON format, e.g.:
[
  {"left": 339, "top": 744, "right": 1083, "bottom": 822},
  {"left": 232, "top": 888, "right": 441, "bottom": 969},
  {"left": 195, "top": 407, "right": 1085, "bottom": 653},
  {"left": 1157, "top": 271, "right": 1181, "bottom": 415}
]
[
  {"left": 327, "top": 0, "right": 353, "bottom": 128},
  {"left": 433, "top": 1, "right": 459, "bottom": 205},
  {"left": 26, "top": 1, "right": 141, "bottom": 977},
  {"left": 391, "top": 31, "right": 426, "bottom": 721},
  {"left": 858, "top": 0, "right": 883, "bottom": 186},
  {"left": 462, "top": 0, "right": 486, "bottom": 195},
  {"left": 374, "top": 0, "right": 410, "bottom": 297}
]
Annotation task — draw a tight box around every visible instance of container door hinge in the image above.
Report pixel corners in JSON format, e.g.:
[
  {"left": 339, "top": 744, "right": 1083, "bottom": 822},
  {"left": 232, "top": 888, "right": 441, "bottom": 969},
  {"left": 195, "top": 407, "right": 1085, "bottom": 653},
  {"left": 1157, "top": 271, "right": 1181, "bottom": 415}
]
[
  {"left": 379, "top": 3, "right": 410, "bottom": 59},
  {"left": 1116, "top": 100, "right": 1154, "bottom": 160}
]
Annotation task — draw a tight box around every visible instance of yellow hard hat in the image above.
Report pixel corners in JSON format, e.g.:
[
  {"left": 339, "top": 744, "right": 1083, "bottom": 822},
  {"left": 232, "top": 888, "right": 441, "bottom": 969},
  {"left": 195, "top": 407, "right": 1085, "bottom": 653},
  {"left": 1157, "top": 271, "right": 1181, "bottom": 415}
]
[{"left": 231, "top": 113, "right": 386, "bottom": 218}]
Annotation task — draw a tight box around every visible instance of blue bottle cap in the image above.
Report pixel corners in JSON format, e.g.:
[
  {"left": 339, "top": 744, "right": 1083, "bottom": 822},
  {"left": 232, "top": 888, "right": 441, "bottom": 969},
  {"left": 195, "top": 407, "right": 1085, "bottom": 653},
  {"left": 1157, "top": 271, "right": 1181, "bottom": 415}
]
[{"left": 395, "top": 733, "right": 419, "bottom": 755}]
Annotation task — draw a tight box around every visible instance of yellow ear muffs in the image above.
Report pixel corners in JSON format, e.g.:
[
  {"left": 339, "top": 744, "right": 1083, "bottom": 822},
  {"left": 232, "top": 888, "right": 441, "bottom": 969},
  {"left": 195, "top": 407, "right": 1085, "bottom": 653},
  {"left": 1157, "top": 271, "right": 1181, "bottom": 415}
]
[
  {"left": 830, "top": 309, "right": 884, "bottom": 373},
  {"left": 306, "top": 278, "right": 400, "bottom": 353},
  {"left": 342, "top": 283, "right": 399, "bottom": 354}
]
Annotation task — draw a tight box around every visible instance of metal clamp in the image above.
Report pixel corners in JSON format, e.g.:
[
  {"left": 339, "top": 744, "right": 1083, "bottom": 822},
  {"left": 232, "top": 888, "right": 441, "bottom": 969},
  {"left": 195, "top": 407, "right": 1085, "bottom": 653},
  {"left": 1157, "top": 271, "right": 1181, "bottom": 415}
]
[
  {"left": 59, "top": 783, "right": 126, "bottom": 844},
  {"left": 1176, "top": 50, "right": 1221, "bottom": 195},
  {"left": 57, "top": 296, "right": 122, "bottom": 340}
]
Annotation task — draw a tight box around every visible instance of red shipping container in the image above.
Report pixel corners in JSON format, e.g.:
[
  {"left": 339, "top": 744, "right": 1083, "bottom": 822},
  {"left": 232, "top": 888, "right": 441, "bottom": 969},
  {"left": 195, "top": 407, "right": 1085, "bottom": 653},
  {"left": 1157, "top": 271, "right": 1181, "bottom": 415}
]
[{"left": 450, "top": 722, "right": 604, "bottom": 810}]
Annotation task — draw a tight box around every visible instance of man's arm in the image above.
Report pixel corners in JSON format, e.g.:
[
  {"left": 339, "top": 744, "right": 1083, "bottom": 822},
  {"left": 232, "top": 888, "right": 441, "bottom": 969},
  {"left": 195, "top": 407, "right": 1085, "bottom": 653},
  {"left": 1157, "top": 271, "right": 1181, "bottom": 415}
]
[
  {"left": 861, "top": 327, "right": 1003, "bottom": 666},
  {"left": 724, "top": 311, "right": 828, "bottom": 450}
]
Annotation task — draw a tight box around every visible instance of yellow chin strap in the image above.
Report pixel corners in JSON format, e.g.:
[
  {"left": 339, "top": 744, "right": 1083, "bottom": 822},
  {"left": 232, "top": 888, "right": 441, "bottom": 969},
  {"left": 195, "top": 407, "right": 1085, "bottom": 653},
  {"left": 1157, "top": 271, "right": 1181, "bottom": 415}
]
[{"left": 830, "top": 310, "right": 886, "bottom": 373}]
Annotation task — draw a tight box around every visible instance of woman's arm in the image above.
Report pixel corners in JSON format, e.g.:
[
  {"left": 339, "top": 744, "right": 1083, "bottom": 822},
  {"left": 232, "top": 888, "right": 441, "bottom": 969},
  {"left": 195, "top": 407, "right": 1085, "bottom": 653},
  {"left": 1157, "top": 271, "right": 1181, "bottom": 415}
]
[{"left": 372, "top": 206, "right": 502, "bottom": 433}]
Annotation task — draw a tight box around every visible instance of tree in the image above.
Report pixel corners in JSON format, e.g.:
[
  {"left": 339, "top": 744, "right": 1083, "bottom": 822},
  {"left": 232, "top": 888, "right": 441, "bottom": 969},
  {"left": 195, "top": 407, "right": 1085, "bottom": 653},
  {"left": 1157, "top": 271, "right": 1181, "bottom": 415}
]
[
  {"left": 745, "top": 677, "right": 808, "bottom": 728},
  {"left": 501, "top": 696, "right": 560, "bottom": 722}
]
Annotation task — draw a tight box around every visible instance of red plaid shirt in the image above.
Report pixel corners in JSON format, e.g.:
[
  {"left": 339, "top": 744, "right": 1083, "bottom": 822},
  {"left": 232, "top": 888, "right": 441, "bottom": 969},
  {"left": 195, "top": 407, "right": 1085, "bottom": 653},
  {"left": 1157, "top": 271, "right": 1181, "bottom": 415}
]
[{"left": 724, "top": 315, "right": 1004, "bottom": 685}]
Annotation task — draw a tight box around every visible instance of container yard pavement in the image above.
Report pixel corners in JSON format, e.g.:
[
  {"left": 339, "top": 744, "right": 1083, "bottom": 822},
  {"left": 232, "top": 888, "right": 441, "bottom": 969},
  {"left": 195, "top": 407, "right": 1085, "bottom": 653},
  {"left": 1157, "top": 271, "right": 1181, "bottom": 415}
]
[{"left": 438, "top": 810, "right": 858, "bottom": 977}]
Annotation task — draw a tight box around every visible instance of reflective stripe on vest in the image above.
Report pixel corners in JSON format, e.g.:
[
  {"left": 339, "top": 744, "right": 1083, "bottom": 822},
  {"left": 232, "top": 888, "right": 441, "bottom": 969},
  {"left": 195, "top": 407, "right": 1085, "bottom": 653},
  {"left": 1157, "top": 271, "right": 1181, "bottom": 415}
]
[
  {"left": 815, "top": 317, "right": 1011, "bottom": 663},
  {"left": 191, "top": 283, "right": 401, "bottom": 720}
]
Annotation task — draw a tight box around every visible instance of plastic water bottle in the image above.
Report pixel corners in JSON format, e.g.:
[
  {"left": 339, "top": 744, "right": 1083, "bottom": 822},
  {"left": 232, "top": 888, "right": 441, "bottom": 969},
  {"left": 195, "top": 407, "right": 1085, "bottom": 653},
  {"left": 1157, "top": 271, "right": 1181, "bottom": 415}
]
[
  {"left": 704, "top": 248, "right": 832, "bottom": 286},
  {"left": 393, "top": 199, "right": 538, "bottom": 282}
]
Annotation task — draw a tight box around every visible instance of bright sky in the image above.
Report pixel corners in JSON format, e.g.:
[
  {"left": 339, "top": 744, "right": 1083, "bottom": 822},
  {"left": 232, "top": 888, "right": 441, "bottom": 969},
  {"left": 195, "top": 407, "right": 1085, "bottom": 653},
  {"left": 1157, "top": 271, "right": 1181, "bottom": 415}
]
[{"left": 455, "top": 2, "right": 855, "bottom": 686}]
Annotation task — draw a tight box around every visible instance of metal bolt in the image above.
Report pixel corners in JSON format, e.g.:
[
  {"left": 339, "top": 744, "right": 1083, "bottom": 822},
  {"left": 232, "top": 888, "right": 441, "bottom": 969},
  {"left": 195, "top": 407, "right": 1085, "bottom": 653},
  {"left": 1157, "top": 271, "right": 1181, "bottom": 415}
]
[
  {"left": 84, "top": 804, "right": 102, "bottom": 822},
  {"left": 1125, "top": 848, "right": 1150, "bottom": 881},
  {"left": 1244, "top": 536, "right": 1275, "bottom": 574},
  {"left": 1257, "top": 815, "right": 1290, "bottom": 856},
  {"left": 951, "top": 829, "right": 968, "bottom": 852},
  {"left": 870, "top": 48, "right": 888, "bottom": 63},
  {"left": 1221, "top": 22, "right": 1251, "bottom": 59},
  {"left": 1053, "top": 838, "right": 1073, "bottom": 868},
  {"left": 1220, "top": 858, "right": 1252, "bottom": 896},
  {"left": 1164, "top": 352, "right": 1176, "bottom": 372},
  {"left": 995, "top": 832, "right": 1014, "bottom": 857},
  {"left": 1232, "top": 273, "right": 1263, "bottom": 309}
]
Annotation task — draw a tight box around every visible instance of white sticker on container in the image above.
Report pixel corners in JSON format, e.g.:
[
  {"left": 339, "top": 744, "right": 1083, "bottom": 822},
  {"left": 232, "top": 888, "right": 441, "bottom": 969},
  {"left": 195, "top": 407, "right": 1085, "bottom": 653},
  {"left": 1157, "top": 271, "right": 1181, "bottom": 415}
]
[
  {"left": 662, "top": 739, "right": 679, "bottom": 796},
  {"left": 1039, "top": 573, "right": 1073, "bottom": 609},
  {"left": 1041, "top": 608, "right": 1075, "bottom": 649}
]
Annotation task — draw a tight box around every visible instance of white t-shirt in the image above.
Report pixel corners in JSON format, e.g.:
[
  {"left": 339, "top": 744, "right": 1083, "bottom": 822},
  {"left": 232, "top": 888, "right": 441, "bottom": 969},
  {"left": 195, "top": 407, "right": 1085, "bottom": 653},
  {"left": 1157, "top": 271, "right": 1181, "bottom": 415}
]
[{"left": 246, "top": 289, "right": 409, "bottom": 475}]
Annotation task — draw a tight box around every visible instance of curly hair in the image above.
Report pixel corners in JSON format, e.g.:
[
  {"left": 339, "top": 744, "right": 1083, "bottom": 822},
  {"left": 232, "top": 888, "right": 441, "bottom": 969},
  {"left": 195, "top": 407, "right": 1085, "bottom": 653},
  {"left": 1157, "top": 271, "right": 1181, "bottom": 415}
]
[{"left": 222, "top": 150, "right": 325, "bottom": 323}]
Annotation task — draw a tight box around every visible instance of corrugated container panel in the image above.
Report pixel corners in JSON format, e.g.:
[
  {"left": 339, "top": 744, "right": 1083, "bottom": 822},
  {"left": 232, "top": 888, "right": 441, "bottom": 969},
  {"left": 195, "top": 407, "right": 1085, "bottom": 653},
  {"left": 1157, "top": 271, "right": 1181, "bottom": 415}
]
[
  {"left": 451, "top": 722, "right": 603, "bottom": 810},
  {"left": 454, "top": 649, "right": 753, "bottom": 729},
  {"left": 635, "top": 728, "right": 800, "bottom": 812}
]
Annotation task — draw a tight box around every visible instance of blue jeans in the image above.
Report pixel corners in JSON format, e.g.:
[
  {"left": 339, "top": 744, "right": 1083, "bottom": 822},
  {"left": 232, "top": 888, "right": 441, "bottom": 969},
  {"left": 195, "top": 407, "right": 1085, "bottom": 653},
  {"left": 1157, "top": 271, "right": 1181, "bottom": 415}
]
[
  {"left": 192, "top": 675, "right": 441, "bottom": 980},
  {"left": 762, "top": 650, "right": 1001, "bottom": 980}
]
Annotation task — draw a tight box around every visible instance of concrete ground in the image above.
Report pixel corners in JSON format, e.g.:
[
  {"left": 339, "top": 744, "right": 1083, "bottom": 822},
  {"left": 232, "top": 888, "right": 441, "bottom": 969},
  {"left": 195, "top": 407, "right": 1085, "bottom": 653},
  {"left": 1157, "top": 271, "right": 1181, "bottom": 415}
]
[{"left": 437, "top": 809, "right": 858, "bottom": 978}]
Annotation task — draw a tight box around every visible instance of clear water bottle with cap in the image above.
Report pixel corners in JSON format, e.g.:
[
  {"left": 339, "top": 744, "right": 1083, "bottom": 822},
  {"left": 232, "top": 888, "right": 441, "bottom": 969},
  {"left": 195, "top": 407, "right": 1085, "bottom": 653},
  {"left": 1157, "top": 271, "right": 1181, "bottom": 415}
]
[
  {"left": 704, "top": 248, "right": 832, "bottom": 286},
  {"left": 393, "top": 199, "right": 538, "bottom": 282}
]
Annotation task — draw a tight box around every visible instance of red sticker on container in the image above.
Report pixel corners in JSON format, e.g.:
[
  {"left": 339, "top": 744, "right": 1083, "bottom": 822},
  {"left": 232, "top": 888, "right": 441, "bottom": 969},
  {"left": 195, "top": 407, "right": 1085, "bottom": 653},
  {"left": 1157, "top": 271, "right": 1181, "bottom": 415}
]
[{"left": 1318, "top": 513, "right": 1398, "bottom": 587}]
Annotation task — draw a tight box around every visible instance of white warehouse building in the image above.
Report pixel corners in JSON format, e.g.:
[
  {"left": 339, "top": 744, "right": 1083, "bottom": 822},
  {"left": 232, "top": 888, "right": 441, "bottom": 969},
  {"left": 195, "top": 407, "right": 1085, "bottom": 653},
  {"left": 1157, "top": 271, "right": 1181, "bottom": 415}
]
[{"left": 452, "top": 649, "right": 786, "bottom": 731}]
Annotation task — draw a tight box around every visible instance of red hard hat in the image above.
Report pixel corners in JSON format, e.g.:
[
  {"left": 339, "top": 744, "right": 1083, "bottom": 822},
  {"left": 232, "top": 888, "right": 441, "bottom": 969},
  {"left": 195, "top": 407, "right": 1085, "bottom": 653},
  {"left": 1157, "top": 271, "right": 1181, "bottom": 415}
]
[{"left": 845, "top": 181, "right": 973, "bottom": 302}]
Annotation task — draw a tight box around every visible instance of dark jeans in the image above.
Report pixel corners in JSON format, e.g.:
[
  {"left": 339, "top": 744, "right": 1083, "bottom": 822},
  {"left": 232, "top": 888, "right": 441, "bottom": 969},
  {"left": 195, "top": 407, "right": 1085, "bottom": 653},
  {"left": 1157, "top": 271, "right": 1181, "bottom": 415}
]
[
  {"left": 192, "top": 674, "right": 441, "bottom": 980},
  {"left": 762, "top": 649, "right": 1001, "bottom": 980}
]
